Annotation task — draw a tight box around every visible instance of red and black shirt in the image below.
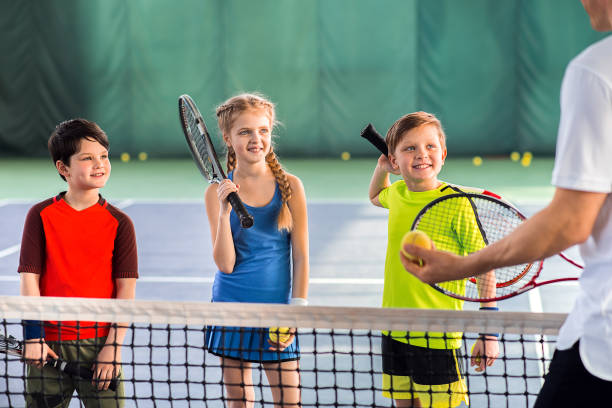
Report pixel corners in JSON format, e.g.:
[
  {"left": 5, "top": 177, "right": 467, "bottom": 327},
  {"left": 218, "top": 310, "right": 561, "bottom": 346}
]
[{"left": 18, "top": 193, "right": 138, "bottom": 340}]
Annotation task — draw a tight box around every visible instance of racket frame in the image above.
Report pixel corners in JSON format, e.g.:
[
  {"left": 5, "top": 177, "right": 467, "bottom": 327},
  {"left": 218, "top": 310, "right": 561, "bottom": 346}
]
[{"left": 411, "top": 192, "right": 579, "bottom": 302}]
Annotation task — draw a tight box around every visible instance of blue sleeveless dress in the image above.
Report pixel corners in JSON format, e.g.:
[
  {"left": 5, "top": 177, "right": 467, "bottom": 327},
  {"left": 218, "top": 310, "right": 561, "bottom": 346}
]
[{"left": 205, "top": 172, "right": 299, "bottom": 362}]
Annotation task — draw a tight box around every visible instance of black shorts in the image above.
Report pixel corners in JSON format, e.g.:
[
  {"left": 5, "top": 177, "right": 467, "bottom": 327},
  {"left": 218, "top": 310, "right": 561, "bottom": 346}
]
[
  {"left": 381, "top": 335, "right": 465, "bottom": 385},
  {"left": 534, "top": 341, "right": 612, "bottom": 408}
]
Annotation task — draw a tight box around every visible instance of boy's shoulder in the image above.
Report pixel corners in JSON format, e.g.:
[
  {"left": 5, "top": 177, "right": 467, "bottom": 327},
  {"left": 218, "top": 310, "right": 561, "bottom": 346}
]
[
  {"left": 26, "top": 195, "right": 61, "bottom": 218},
  {"left": 99, "top": 198, "right": 134, "bottom": 227}
]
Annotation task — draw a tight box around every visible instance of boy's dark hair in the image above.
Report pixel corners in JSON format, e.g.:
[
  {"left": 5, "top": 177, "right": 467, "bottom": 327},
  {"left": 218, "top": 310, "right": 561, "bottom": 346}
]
[
  {"left": 386, "top": 111, "right": 446, "bottom": 156},
  {"left": 48, "top": 119, "right": 109, "bottom": 181}
]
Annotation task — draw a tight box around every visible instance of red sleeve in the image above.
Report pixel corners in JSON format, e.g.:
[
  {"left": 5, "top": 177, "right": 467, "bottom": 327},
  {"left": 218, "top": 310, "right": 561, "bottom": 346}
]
[
  {"left": 107, "top": 205, "right": 139, "bottom": 279},
  {"left": 17, "top": 200, "right": 52, "bottom": 274}
]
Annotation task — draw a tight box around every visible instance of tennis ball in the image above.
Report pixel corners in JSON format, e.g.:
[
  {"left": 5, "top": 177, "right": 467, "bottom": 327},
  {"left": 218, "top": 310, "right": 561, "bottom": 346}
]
[
  {"left": 472, "top": 156, "right": 483, "bottom": 166},
  {"left": 521, "top": 155, "right": 532, "bottom": 167},
  {"left": 120, "top": 152, "right": 130, "bottom": 162},
  {"left": 269, "top": 327, "right": 291, "bottom": 343},
  {"left": 341, "top": 151, "right": 351, "bottom": 161},
  {"left": 510, "top": 151, "right": 520, "bottom": 162},
  {"left": 400, "top": 230, "right": 432, "bottom": 266},
  {"left": 523, "top": 151, "right": 533, "bottom": 160},
  {"left": 138, "top": 152, "right": 148, "bottom": 161}
]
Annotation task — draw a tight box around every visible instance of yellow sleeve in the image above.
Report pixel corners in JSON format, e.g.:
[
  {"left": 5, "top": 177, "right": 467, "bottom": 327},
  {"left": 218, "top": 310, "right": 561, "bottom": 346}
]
[{"left": 378, "top": 186, "right": 390, "bottom": 209}]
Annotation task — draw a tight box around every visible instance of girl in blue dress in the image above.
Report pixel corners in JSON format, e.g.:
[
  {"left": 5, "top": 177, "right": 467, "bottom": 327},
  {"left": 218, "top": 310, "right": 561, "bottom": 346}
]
[{"left": 204, "top": 93, "right": 309, "bottom": 407}]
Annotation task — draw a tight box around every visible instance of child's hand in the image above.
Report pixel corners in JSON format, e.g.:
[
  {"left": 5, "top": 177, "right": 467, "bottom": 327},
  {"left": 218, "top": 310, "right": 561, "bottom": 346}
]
[
  {"left": 92, "top": 345, "right": 121, "bottom": 390},
  {"left": 23, "top": 339, "right": 58, "bottom": 369},
  {"left": 471, "top": 336, "right": 499, "bottom": 372},
  {"left": 217, "top": 179, "right": 239, "bottom": 215},
  {"left": 377, "top": 154, "right": 400, "bottom": 175},
  {"left": 267, "top": 328, "right": 297, "bottom": 351}
]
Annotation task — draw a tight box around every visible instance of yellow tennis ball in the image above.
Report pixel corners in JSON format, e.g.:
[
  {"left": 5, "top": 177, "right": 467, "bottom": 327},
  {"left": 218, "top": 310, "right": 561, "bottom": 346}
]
[
  {"left": 523, "top": 151, "right": 533, "bottom": 160},
  {"left": 400, "top": 230, "right": 432, "bottom": 266},
  {"left": 472, "top": 156, "right": 483, "bottom": 166},
  {"left": 510, "top": 151, "right": 520, "bottom": 162},
  {"left": 341, "top": 151, "right": 351, "bottom": 161},
  {"left": 120, "top": 152, "right": 130, "bottom": 162},
  {"left": 138, "top": 152, "right": 148, "bottom": 161},
  {"left": 269, "top": 327, "right": 291, "bottom": 343},
  {"left": 521, "top": 156, "right": 532, "bottom": 167}
]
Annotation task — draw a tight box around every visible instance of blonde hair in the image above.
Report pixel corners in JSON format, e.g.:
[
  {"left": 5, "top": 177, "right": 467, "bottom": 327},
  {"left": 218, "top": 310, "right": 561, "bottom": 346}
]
[
  {"left": 216, "top": 93, "right": 293, "bottom": 232},
  {"left": 386, "top": 111, "right": 447, "bottom": 155}
]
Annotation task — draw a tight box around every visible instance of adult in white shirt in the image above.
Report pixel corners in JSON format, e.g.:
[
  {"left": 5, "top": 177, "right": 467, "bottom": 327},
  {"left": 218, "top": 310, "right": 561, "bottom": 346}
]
[{"left": 400, "top": 1, "right": 612, "bottom": 406}]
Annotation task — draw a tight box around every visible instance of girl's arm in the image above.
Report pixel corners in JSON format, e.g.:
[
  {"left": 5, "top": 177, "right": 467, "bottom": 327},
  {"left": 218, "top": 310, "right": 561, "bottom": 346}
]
[
  {"left": 368, "top": 155, "right": 395, "bottom": 207},
  {"left": 20, "top": 272, "right": 59, "bottom": 367},
  {"left": 93, "top": 277, "right": 136, "bottom": 390},
  {"left": 287, "top": 175, "right": 309, "bottom": 302},
  {"left": 205, "top": 181, "right": 238, "bottom": 273}
]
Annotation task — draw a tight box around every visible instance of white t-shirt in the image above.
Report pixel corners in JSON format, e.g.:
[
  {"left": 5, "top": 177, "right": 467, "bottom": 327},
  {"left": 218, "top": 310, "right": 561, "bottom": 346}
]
[{"left": 552, "top": 35, "right": 612, "bottom": 381}]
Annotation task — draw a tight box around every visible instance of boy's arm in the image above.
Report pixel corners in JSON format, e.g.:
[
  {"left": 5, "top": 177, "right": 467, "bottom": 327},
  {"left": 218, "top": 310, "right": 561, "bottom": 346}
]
[
  {"left": 20, "top": 273, "right": 59, "bottom": 367},
  {"left": 93, "top": 278, "right": 136, "bottom": 390},
  {"left": 369, "top": 155, "right": 394, "bottom": 207}
]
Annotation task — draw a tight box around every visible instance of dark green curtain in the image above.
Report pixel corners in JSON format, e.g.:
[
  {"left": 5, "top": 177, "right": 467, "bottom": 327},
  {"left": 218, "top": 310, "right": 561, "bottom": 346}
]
[{"left": 0, "top": 0, "right": 605, "bottom": 158}]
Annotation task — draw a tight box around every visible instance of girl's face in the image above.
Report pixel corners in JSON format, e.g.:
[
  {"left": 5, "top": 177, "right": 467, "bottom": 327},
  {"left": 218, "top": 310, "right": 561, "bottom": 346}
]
[
  {"left": 389, "top": 124, "right": 447, "bottom": 192},
  {"left": 226, "top": 109, "right": 272, "bottom": 165}
]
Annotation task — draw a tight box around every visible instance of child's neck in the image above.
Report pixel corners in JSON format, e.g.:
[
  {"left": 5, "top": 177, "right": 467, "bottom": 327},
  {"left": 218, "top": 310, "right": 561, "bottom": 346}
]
[
  {"left": 63, "top": 188, "right": 100, "bottom": 211},
  {"left": 404, "top": 178, "right": 442, "bottom": 192},
  {"left": 233, "top": 161, "right": 271, "bottom": 179}
]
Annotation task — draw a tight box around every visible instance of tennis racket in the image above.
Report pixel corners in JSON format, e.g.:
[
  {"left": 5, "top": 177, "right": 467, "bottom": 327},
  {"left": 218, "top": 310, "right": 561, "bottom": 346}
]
[
  {"left": 0, "top": 333, "right": 117, "bottom": 391},
  {"left": 359, "top": 123, "right": 582, "bottom": 301},
  {"left": 410, "top": 190, "right": 582, "bottom": 302},
  {"left": 179, "top": 94, "right": 254, "bottom": 228}
]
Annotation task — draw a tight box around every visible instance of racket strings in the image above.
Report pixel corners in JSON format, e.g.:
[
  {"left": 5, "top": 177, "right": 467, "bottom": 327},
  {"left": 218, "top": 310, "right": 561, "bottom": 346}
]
[
  {"left": 414, "top": 195, "right": 540, "bottom": 301},
  {"left": 180, "top": 102, "right": 216, "bottom": 182}
]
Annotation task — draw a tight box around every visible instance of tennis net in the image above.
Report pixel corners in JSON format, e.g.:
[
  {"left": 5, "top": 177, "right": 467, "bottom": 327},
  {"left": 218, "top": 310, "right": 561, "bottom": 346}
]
[{"left": 0, "top": 296, "right": 564, "bottom": 407}]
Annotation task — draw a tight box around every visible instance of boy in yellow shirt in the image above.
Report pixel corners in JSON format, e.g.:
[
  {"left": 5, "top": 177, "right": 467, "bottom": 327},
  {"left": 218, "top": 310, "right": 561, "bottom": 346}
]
[{"left": 368, "top": 112, "right": 499, "bottom": 407}]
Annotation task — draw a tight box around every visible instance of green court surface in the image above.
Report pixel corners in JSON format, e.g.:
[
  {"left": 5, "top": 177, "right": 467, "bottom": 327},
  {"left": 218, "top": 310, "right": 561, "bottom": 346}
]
[{"left": 0, "top": 157, "right": 555, "bottom": 204}]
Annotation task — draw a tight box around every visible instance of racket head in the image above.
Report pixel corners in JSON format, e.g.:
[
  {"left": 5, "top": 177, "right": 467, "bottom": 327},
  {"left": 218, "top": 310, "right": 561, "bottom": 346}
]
[
  {"left": 411, "top": 192, "right": 543, "bottom": 302},
  {"left": 0, "top": 333, "right": 23, "bottom": 357},
  {"left": 178, "top": 94, "right": 227, "bottom": 184}
]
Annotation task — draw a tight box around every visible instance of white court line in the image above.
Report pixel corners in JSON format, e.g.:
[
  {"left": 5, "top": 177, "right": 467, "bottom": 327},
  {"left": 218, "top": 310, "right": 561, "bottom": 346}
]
[
  {"left": 0, "top": 276, "right": 384, "bottom": 285},
  {"left": 0, "top": 245, "right": 20, "bottom": 259},
  {"left": 136, "top": 277, "right": 384, "bottom": 284}
]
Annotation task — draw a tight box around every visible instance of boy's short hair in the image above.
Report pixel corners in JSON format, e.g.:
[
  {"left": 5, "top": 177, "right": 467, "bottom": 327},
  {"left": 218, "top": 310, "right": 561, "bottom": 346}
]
[
  {"left": 48, "top": 119, "right": 109, "bottom": 181},
  {"left": 386, "top": 112, "right": 447, "bottom": 155}
]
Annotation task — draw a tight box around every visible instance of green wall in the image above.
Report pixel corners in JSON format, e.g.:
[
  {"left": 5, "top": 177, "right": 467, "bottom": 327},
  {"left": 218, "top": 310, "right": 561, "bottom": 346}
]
[{"left": 0, "top": 0, "right": 605, "bottom": 158}]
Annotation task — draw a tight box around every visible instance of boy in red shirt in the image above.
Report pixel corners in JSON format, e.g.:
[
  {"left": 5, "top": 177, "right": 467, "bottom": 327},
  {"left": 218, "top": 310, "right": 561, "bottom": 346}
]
[{"left": 18, "top": 118, "right": 138, "bottom": 407}]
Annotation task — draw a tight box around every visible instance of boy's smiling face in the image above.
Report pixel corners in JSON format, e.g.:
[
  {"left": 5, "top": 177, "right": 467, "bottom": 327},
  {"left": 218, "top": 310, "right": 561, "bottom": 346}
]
[
  {"left": 58, "top": 138, "right": 111, "bottom": 191},
  {"left": 389, "top": 124, "right": 447, "bottom": 192}
]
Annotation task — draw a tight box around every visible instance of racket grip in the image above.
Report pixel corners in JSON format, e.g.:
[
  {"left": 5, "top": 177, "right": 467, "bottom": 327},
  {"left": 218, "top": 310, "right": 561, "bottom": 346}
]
[
  {"left": 360, "top": 123, "right": 388, "bottom": 157},
  {"left": 49, "top": 359, "right": 118, "bottom": 391},
  {"left": 228, "top": 192, "right": 254, "bottom": 228}
]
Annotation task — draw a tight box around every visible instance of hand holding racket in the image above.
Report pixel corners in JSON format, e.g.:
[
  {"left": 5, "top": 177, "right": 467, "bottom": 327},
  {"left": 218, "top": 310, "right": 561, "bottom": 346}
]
[
  {"left": 1, "top": 333, "right": 118, "bottom": 391},
  {"left": 179, "top": 94, "right": 254, "bottom": 228}
]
